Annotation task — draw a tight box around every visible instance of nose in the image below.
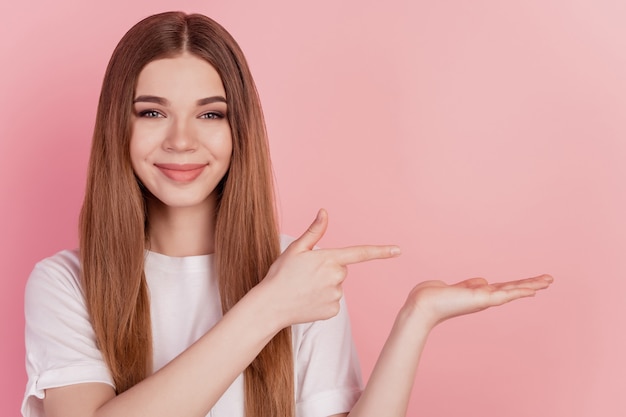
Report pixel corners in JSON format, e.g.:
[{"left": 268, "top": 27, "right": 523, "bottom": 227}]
[{"left": 162, "top": 117, "right": 197, "bottom": 152}]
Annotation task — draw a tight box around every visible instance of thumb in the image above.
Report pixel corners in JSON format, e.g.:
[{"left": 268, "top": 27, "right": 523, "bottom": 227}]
[{"left": 291, "top": 209, "right": 328, "bottom": 252}]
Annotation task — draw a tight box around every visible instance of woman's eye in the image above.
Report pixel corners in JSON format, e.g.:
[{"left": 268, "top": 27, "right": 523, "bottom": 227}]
[
  {"left": 200, "top": 112, "right": 224, "bottom": 119},
  {"left": 138, "top": 110, "right": 163, "bottom": 118}
]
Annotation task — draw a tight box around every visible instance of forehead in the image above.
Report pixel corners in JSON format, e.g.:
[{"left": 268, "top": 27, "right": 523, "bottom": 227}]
[{"left": 135, "top": 53, "right": 226, "bottom": 98}]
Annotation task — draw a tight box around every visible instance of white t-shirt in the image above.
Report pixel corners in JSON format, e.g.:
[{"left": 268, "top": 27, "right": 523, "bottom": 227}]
[{"left": 22, "top": 237, "right": 363, "bottom": 417}]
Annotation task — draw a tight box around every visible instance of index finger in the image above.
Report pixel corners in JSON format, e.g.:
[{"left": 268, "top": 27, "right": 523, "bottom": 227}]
[
  {"left": 493, "top": 274, "right": 554, "bottom": 291},
  {"left": 325, "top": 245, "right": 401, "bottom": 265}
]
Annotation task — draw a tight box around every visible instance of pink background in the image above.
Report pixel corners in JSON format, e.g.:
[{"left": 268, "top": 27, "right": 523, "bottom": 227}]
[{"left": 1, "top": 1, "right": 624, "bottom": 416}]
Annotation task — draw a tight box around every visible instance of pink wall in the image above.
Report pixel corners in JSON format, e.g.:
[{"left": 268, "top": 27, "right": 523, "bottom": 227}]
[{"left": 2, "top": 1, "right": 624, "bottom": 416}]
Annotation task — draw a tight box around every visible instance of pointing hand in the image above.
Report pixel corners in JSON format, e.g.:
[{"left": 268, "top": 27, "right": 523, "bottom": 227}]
[{"left": 261, "top": 209, "right": 401, "bottom": 327}]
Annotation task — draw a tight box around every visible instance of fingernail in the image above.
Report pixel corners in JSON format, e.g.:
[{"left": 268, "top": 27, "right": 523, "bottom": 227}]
[
  {"left": 390, "top": 246, "right": 401, "bottom": 256},
  {"left": 543, "top": 274, "right": 554, "bottom": 282}
]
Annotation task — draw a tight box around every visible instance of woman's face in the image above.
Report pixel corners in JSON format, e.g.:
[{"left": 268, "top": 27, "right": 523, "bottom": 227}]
[{"left": 130, "top": 53, "right": 232, "bottom": 210}]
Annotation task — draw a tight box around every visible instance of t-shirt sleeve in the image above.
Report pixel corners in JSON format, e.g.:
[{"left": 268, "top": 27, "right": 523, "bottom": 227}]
[
  {"left": 22, "top": 251, "right": 114, "bottom": 417},
  {"left": 293, "top": 297, "right": 364, "bottom": 417}
]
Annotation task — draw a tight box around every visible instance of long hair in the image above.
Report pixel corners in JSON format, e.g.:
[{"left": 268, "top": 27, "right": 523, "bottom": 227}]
[{"left": 79, "top": 12, "right": 294, "bottom": 417}]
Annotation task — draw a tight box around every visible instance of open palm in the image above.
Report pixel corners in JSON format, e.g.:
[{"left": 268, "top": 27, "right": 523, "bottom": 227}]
[{"left": 406, "top": 275, "right": 554, "bottom": 328}]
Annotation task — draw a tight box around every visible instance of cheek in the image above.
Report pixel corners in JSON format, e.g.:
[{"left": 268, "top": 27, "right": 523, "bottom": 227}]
[
  {"left": 129, "top": 125, "right": 158, "bottom": 162},
  {"left": 128, "top": 131, "right": 156, "bottom": 182},
  {"left": 216, "top": 130, "right": 233, "bottom": 163},
  {"left": 224, "top": 139, "right": 234, "bottom": 163}
]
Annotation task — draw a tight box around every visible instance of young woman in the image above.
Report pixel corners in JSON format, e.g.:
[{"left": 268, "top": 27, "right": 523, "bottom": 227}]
[{"left": 22, "top": 11, "right": 553, "bottom": 417}]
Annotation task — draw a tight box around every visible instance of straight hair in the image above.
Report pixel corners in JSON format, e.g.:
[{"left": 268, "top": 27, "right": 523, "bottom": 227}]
[{"left": 79, "top": 11, "right": 294, "bottom": 417}]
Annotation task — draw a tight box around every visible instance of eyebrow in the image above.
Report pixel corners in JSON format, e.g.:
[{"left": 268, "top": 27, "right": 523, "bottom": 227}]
[{"left": 133, "top": 95, "right": 227, "bottom": 106}]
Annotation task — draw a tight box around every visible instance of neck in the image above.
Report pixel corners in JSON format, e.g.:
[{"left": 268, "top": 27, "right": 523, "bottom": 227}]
[{"left": 145, "top": 194, "right": 217, "bottom": 257}]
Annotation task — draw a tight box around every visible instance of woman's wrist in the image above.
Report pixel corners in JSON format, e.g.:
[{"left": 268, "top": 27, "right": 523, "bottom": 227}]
[
  {"left": 243, "top": 281, "right": 289, "bottom": 335},
  {"left": 396, "top": 295, "right": 439, "bottom": 335}
]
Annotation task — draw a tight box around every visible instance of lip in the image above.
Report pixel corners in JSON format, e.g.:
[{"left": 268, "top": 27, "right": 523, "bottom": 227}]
[{"left": 154, "top": 163, "right": 207, "bottom": 182}]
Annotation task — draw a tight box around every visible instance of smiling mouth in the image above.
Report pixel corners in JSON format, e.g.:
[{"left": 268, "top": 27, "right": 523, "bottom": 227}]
[{"left": 155, "top": 163, "right": 207, "bottom": 182}]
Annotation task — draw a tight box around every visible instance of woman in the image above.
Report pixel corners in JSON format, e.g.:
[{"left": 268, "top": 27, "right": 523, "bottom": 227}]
[{"left": 22, "top": 11, "right": 552, "bottom": 417}]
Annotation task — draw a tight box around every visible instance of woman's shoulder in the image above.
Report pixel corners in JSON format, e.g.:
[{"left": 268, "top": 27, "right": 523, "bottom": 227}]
[
  {"left": 279, "top": 234, "right": 296, "bottom": 252},
  {"left": 25, "top": 249, "right": 82, "bottom": 302},
  {"left": 33, "top": 248, "right": 80, "bottom": 269}
]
